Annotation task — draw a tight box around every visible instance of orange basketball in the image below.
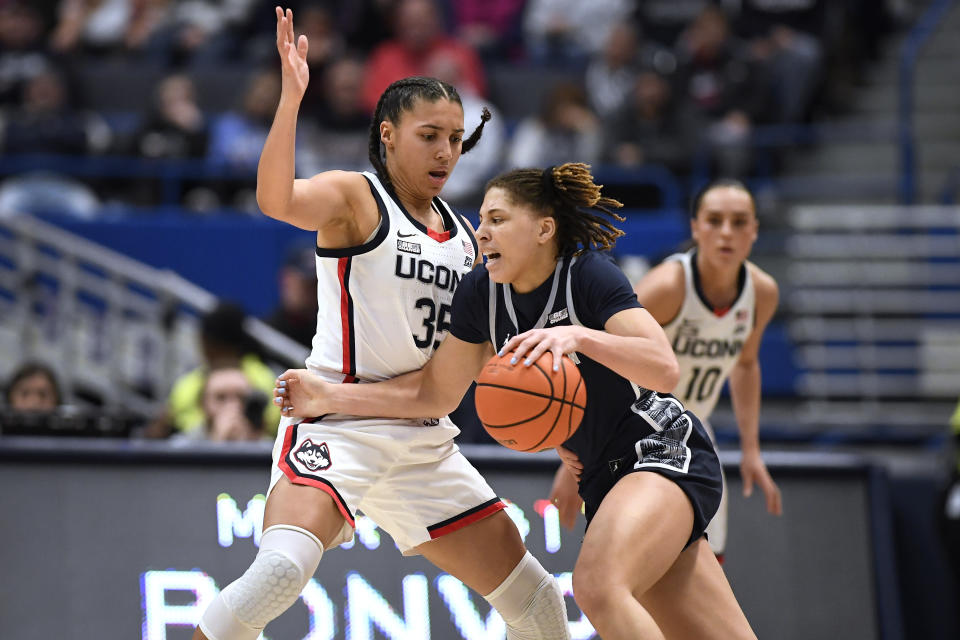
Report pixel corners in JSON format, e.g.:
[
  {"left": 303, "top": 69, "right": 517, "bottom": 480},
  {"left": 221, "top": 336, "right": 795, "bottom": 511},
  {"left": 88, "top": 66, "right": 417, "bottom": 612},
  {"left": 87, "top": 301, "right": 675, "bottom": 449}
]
[{"left": 475, "top": 351, "right": 586, "bottom": 452}]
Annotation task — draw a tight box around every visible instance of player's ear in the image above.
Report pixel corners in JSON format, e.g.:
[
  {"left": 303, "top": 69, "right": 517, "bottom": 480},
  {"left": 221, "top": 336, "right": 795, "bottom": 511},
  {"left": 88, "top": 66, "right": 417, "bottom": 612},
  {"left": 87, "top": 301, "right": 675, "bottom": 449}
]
[
  {"left": 380, "top": 121, "right": 394, "bottom": 150},
  {"left": 537, "top": 216, "right": 556, "bottom": 244}
]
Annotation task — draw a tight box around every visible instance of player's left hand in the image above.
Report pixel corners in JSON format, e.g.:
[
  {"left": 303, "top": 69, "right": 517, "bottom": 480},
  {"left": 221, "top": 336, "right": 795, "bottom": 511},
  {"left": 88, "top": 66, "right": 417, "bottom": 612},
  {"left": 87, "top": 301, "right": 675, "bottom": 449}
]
[
  {"left": 498, "top": 326, "right": 586, "bottom": 371},
  {"left": 741, "top": 450, "right": 783, "bottom": 516},
  {"left": 274, "top": 369, "right": 333, "bottom": 418}
]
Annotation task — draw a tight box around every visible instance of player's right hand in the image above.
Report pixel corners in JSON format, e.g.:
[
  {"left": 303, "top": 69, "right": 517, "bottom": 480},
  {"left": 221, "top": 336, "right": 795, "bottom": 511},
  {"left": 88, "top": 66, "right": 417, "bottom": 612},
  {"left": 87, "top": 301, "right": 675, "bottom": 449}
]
[
  {"left": 274, "top": 368, "right": 331, "bottom": 418},
  {"left": 548, "top": 462, "right": 583, "bottom": 530},
  {"left": 275, "top": 6, "right": 309, "bottom": 101}
]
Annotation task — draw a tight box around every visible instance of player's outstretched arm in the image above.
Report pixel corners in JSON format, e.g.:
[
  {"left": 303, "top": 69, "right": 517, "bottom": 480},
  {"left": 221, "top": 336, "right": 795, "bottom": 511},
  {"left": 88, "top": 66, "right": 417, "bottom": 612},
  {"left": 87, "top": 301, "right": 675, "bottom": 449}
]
[
  {"left": 256, "top": 7, "right": 366, "bottom": 231},
  {"left": 729, "top": 264, "right": 782, "bottom": 515},
  {"left": 276, "top": 335, "right": 494, "bottom": 420}
]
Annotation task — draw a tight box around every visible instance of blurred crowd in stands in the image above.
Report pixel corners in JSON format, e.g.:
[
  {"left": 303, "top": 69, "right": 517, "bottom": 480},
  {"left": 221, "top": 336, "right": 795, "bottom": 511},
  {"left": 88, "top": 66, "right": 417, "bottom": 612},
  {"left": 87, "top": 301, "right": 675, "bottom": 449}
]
[{"left": 0, "top": 0, "right": 898, "bottom": 215}]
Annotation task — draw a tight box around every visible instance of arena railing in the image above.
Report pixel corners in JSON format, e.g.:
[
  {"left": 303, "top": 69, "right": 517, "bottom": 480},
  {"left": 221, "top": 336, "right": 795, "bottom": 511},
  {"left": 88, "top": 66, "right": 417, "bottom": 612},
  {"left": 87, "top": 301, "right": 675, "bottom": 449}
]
[{"left": 0, "top": 212, "right": 309, "bottom": 415}]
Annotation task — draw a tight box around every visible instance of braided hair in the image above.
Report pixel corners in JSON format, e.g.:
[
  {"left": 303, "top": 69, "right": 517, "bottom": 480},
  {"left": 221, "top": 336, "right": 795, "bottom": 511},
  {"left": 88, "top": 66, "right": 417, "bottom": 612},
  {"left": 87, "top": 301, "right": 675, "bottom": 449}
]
[
  {"left": 486, "top": 163, "right": 625, "bottom": 256},
  {"left": 367, "top": 76, "right": 491, "bottom": 188}
]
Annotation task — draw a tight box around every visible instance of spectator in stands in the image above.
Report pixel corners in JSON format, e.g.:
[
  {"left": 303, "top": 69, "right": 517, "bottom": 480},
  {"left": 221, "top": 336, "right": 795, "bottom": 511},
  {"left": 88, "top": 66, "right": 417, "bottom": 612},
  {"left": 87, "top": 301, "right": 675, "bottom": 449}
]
[
  {"left": 506, "top": 81, "right": 600, "bottom": 168},
  {"left": 586, "top": 22, "right": 678, "bottom": 120},
  {"left": 297, "top": 56, "right": 369, "bottom": 175},
  {"left": 585, "top": 23, "right": 640, "bottom": 120},
  {"left": 0, "top": 2, "right": 52, "bottom": 107},
  {"left": 523, "top": 0, "right": 634, "bottom": 66},
  {"left": 4, "top": 361, "right": 60, "bottom": 412},
  {"left": 734, "top": 0, "right": 824, "bottom": 125},
  {"left": 2, "top": 67, "right": 110, "bottom": 155},
  {"left": 0, "top": 67, "right": 106, "bottom": 217},
  {"left": 49, "top": 0, "right": 170, "bottom": 57},
  {"left": 601, "top": 68, "right": 696, "bottom": 175},
  {"left": 148, "top": 302, "right": 279, "bottom": 438},
  {"left": 450, "top": 0, "right": 526, "bottom": 62},
  {"left": 184, "top": 365, "right": 267, "bottom": 441},
  {"left": 636, "top": 0, "right": 710, "bottom": 47},
  {"left": 674, "top": 5, "right": 771, "bottom": 177},
  {"left": 135, "top": 73, "right": 208, "bottom": 159},
  {"left": 296, "top": 3, "right": 345, "bottom": 111},
  {"left": 207, "top": 69, "right": 280, "bottom": 173},
  {"left": 426, "top": 55, "right": 505, "bottom": 206},
  {"left": 149, "top": 0, "right": 259, "bottom": 66},
  {"left": 361, "top": 0, "right": 486, "bottom": 112},
  {"left": 265, "top": 244, "right": 317, "bottom": 349}
]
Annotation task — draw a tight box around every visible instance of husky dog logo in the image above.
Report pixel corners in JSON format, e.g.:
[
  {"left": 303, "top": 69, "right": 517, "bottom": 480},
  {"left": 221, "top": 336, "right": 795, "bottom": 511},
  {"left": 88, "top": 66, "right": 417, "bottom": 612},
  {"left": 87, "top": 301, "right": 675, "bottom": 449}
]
[{"left": 295, "top": 439, "right": 331, "bottom": 471}]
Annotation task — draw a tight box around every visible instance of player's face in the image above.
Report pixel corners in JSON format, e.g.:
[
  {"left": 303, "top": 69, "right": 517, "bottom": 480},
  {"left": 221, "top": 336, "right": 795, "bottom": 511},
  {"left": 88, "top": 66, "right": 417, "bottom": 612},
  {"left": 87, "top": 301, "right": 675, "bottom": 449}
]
[
  {"left": 382, "top": 98, "right": 464, "bottom": 198},
  {"left": 476, "top": 187, "right": 554, "bottom": 284},
  {"left": 691, "top": 186, "right": 757, "bottom": 266}
]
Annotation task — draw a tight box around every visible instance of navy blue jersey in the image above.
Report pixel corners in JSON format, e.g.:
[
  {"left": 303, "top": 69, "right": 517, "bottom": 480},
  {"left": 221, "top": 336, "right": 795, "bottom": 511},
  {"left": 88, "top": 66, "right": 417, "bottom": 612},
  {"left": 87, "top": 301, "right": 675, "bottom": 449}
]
[{"left": 451, "top": 251, "right": 669, "bottom": 468}]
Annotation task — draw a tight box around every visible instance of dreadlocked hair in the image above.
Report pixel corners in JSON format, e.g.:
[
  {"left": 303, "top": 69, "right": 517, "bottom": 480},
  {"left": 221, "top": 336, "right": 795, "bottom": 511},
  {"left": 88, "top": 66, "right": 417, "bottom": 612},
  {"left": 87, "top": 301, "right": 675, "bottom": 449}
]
[
  {"left": 367, "top": 76, "right": 490, "bottom": 188},
  {"left": 486, "top": 163, "right": 625, "bottom": 256}
]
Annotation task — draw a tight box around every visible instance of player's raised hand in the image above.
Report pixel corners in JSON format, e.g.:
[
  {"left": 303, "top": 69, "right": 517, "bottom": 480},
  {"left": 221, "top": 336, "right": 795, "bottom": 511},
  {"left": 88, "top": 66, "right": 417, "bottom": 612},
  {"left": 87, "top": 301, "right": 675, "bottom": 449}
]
[
  {"left": 274, "top": 369, "right": 332, "bottom": 418},
  {"left": 275, "top": 6, "right": 309, "bottom": 101},
  {"left": 741, "top": 451, "right": 783, "bottom": 516}
]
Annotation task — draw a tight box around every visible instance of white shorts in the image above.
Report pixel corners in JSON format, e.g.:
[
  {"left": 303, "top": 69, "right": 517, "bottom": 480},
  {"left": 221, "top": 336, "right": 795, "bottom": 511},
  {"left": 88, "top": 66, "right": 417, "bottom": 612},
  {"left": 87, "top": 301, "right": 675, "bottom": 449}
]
[{"left": 268, "top": 414, "right": 505, "bottom": 555}]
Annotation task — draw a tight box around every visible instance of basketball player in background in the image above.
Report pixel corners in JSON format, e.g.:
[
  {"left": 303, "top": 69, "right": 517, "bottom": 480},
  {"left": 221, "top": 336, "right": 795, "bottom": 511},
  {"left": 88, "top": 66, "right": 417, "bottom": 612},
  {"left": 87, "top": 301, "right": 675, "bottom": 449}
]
[
  {"left": 549, "top": 179, "right": 782, "bottom": 561},
  {"left": 191, "top": 7, "right": 570, "bottom": 640},
  {"left": 276, "top": 164, "right": 757, "bottom": 639}
]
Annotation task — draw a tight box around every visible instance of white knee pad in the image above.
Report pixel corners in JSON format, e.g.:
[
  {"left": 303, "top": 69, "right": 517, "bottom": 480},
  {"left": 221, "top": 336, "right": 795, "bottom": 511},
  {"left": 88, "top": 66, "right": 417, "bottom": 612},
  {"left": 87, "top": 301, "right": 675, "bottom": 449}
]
[
  {"left": 484, "top": 551, "right": 571, "bottom": 640},
  {"left": 199, "top": 525, "right": 324, "bottom": 640}
]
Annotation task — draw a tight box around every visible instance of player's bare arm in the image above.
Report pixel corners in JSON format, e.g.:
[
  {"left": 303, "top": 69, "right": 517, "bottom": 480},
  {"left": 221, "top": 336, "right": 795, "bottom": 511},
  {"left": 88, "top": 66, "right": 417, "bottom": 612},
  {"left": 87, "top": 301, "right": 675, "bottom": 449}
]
[
  {"left": 276, "top": 335, "right": 494, "bottom": 419},
  {"left": 729, "top": 262, "right": 782, "bottom": 515},
  {"left": 500, "top": 307, "right": 680, "bottom": 394},
  {"left": 256, "top": 8, "right": 378, "bottom": 240},
  {"left": 633, "top": 260, "right": 685, "bottom": 325}
]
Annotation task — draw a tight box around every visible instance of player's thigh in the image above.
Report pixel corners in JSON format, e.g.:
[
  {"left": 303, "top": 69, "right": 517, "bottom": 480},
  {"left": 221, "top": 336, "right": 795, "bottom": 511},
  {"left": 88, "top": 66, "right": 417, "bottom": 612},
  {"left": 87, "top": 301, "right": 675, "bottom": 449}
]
[
  {"left": 415, "top": 509, "right": 527, "bottom": 596},
  {"left": 575, "top": 471, "right": 694, "bottom": 597},
  {"left": 263, "top": 475, "right": 349, "bottom": 549},
  {"left": 639, "top": 537, "right": 756, "bottom": 640}
]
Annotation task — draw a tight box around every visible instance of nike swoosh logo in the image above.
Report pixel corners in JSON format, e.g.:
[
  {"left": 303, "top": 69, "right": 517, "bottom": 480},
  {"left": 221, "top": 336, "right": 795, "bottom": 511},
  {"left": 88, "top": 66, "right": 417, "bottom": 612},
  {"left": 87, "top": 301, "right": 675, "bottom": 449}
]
[{"left": 398, "top": 231, "right": 418, "bottom": 238}]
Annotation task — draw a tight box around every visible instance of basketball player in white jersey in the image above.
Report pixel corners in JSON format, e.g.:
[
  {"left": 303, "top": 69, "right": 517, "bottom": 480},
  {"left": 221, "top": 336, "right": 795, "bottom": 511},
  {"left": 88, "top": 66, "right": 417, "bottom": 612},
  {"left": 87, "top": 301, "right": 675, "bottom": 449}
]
[
  {"left": 192, "top": 8, "right": 569, "bottom": 640},
  {"left": 549, "top": 179, "right": 782, "bottom": 560}
]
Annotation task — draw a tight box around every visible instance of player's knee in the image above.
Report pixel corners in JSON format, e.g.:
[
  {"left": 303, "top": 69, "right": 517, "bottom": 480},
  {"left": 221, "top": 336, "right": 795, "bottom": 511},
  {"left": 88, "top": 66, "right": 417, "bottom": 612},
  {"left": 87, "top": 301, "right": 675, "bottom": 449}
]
[
  {"left": 484, "top": 551, "right": 570, "bottom": 639},
  {"left": 199, "top": 525, "right": 324, "bottom": 640},
  {"left": 572, "top": 565, "right": 616, "bottom": 620}
]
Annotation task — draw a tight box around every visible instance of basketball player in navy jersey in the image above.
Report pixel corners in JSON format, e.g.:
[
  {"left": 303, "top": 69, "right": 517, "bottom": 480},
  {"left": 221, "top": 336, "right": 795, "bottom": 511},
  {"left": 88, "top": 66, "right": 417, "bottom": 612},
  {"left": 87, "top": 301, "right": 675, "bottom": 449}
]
[
  {"left": 192, "top": 8, "right": 570, "bottom": 640},
  {"left": 277, "top": 164, "right": 757, "bottom": 639},
  {"left": 550, "top": 179, "right": 782, "bottom": 561}
]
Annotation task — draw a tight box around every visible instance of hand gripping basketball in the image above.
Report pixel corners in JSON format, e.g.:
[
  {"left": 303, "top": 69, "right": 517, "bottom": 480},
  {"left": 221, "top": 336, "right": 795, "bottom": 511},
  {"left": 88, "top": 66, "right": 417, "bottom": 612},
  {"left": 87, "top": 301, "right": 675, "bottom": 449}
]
[{"left": 475, "top": 351, "right": 586, "bottom": 452}]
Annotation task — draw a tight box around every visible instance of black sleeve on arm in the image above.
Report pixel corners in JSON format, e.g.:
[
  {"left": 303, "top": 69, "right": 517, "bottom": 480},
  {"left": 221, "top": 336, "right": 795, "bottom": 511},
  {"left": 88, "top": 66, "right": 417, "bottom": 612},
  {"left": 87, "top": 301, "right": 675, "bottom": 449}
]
[
  {"left": 449, "top": 266, "right": 491, "bottom": 344},
  {"left": 572, "top": 252, "right": 642, "bottom": 329}
]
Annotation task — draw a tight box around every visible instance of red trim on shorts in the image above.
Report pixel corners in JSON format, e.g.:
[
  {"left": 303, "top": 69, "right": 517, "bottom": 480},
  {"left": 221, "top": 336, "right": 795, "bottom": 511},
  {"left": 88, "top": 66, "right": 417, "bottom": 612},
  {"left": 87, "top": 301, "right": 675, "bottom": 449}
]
[
  {"left": 427, "top": 228, "right": 451, "bottom": 243},
  {"left": 278, "top": 421, "right": 356, "bottom": 528},
  {"left": 337, "top": 257, "right": 356, "bottom": 383},
  {"left": 715, "top": 553, "right": 725, "bottom": 565},
  {"left": 427, "top": 499, "right": 505, "bottom": 539}
]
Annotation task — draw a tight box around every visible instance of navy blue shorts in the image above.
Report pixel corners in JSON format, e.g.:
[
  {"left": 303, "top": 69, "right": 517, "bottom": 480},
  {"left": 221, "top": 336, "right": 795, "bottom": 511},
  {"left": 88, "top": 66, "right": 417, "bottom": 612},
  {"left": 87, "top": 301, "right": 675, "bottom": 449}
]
[{"left": 578, "top": 410, "right": 722, "bottom": 549}]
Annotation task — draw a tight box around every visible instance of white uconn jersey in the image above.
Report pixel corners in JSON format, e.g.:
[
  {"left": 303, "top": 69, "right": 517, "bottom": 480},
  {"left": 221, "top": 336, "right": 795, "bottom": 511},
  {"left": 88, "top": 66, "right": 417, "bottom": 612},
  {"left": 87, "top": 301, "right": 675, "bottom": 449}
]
[
  {"left": 661, "top": 250, "right": 755, "bottom": 419},
  {"left": 306, "top": 172, "right": 477, "bottom": 385}
]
